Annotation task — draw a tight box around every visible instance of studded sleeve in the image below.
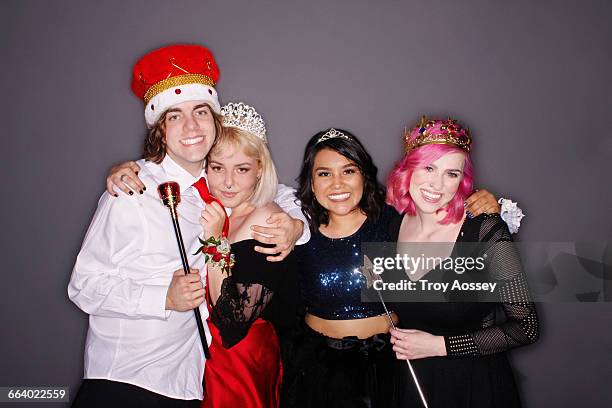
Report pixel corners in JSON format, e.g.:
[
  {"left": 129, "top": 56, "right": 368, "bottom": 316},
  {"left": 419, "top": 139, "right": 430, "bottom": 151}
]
[{"left": 444, "top": 215, "right": 539, "bottom": 357}]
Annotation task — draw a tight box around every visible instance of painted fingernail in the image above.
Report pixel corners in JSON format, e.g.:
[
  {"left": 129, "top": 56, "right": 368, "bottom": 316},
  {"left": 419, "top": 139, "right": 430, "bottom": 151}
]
[
  {"left": 143, "top": 186, "right": 146, "bottom": 191},
  {"left": 463, "top": 201, "right": 468, "bottom": 208},
  {"left": 114, "top": 194, "right": 118, "bottom": 197},
  {"left": 135, "top": 171, "right": 139, "bottom": 175},
  {"left": 139, "top": 190, "right": 143, "bottom": 194},
  {"left": 466, "top": 211, "right": 474, "bottom": 218},
  {"left": 129, "top": 191, "right": 134, "bottom": 196}
]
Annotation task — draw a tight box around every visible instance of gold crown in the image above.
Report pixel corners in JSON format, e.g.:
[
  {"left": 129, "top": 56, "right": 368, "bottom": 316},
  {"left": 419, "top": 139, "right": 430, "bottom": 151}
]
[{"left": 404, "top": 116, "right": 472, "bottom": 153}]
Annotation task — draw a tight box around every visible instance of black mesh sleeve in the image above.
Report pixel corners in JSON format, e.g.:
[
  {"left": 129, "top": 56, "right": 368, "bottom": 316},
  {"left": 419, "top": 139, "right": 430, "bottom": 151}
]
[
  {"left": 445, "top": 215, "right": 539, "bottom": 357},
  {"left": 209, "top": 241, "right": 290, "bottom": 348},
  {"left": 210, "top": 277, "right": 274, "bottom": 348}
]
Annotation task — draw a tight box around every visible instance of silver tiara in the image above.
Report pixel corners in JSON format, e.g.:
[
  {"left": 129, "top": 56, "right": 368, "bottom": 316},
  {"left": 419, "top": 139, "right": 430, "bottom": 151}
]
[
  {"left": 221, "top": 102, "right": 267, "bottom": 142},
  {"left": 316, "top": 128, "right": 351, "bottom": 144}
]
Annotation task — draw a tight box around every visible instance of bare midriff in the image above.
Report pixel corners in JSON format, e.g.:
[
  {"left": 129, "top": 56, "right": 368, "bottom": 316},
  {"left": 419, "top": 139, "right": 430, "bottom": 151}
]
[{"left": 305, "top": 312, "right": 398, "bottom": 339}]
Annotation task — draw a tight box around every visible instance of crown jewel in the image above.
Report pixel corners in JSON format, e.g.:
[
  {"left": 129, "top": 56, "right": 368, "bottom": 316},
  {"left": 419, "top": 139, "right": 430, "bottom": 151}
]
[
  {"left": 316, "top": 128, "right": 351, "bottom": 144},
  {"left": 221, "top": 102, "right": 267, "bottom": 142},
  {"left": 404, "top": 116, "right": 472, "bottom": 153}
]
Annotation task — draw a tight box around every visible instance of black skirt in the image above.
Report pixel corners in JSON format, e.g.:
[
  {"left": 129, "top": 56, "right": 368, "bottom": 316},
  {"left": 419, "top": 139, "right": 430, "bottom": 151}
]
[
  {"left": 281, "top": 323, "right": 402, "bottom": 408},
  {"left": 398, "top": 353, "right": 522, "bottom": 408}
]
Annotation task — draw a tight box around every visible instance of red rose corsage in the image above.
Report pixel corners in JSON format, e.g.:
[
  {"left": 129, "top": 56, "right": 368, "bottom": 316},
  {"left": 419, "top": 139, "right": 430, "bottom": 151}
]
[{"left": 194, "top": 236, "right": 235, "bottom": 275}]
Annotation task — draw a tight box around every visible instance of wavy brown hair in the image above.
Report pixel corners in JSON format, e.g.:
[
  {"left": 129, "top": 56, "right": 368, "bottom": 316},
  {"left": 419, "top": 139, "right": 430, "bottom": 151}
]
[{"left": 143, "top": 103, "right": 224, "bottom": 163}]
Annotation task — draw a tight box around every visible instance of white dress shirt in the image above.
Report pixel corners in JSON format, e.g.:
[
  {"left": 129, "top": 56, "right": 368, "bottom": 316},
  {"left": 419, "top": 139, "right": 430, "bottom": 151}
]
[
  {"left": 69, "top": 156, "right": 212, "bottom": 400},
  {"left": 69, "top": 155, "right": 308, "bottom": 400},
  {"left": 275, "top": 183, "right": 310, "bottom": 245}
]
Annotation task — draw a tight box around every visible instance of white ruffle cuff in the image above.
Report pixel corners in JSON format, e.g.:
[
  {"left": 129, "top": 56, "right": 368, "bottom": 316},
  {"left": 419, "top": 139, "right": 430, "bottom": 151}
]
[{"left": 498, "top": 198, "right": 525, "bottom": 234}]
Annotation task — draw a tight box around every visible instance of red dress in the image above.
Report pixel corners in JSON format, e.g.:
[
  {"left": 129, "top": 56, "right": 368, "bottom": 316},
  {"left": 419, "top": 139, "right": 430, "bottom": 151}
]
[
  {"left": 202, "top": 239, "right": 296, "bottom": 408},
  {"left": 203, "top": 317, "right": 282, "bottom": 408}
]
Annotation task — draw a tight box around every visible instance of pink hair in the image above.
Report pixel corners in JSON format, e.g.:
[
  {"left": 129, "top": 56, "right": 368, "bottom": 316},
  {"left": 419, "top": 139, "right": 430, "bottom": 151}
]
[{"left": 386, "top": 144, "right": 473, "bottom": 224}]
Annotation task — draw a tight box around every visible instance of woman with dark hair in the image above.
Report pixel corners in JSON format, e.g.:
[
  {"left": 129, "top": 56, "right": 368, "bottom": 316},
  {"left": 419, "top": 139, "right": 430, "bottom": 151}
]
[
  {"left": 296, "top": 129, "right": 388, "bottom": 229},
  {"left": 289, "top": 128, "right": 404, "bottom": 408},
  {"left": 386, "top": 117, "right": 538, "bottom": 407},
  {"left": 288, "top": 126, "right": 507, "bottom": 408}
]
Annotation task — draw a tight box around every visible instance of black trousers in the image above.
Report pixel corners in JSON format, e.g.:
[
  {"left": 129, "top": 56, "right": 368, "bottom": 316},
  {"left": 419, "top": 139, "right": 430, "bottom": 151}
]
[{"left": 72, "top": 379, "right": 201, "bottom": 408}]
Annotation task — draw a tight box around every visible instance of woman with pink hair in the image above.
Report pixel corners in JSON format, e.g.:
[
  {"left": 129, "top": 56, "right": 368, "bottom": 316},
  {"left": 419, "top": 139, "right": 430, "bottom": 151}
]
[{"left": 386, "top": 117, "right": 538, "bottom": 407}]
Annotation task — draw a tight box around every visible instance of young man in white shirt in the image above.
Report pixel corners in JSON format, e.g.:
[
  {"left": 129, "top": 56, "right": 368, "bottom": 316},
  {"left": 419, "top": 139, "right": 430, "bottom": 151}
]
[{"left": 69, "top": 44, "right": 306, "bottom": 407}]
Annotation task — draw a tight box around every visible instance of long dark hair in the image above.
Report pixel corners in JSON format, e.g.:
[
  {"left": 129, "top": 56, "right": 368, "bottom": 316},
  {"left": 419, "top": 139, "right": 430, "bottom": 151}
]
[{"left": 296, "top": 129, "right": 386, "bottom": 229}]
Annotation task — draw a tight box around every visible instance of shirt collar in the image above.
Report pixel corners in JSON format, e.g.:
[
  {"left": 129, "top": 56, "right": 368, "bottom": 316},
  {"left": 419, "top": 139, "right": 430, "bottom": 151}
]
[{"left": 160, "top": 155, "right": 207, "bottom": 193}]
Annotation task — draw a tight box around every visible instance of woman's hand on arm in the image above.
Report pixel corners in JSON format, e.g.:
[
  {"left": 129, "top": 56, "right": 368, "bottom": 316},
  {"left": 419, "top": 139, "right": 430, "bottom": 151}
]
[
  {"left": 106, "top": 161, "right": 144, "bottom": 196},
  {"left": 465, "top": 189, "right": 500, "bottom": 216},
  {"left": 251, "top": 211, "right": 304, "bottom": 262},
  {"left": 390, "top": 328, "right": 447, "bottom": 360}
]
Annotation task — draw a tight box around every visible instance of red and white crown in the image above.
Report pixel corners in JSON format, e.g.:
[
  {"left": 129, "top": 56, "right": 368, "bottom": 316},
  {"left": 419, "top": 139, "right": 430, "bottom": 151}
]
[{"left": 131, "top": 44, "right": 221, "bottom": 127}]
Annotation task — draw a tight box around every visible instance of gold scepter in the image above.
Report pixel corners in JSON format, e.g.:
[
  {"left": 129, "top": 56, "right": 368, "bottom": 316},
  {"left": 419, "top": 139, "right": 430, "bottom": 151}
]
[{"left": 158, "top": 182, "right": 211, "bottom": 359}]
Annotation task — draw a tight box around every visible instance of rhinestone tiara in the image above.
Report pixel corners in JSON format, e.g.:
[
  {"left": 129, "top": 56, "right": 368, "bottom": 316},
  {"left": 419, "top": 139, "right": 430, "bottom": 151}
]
[
  {"left": 316, "top": 128, "right": 351, "bottom": 144},
  {"left": 220, "top": 102, "right": 267, "bottom": 142}
]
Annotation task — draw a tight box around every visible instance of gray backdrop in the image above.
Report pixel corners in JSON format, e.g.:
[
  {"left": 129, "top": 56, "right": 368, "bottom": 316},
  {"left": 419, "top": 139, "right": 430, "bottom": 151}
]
[{"left": 1, "top": 0, "right": 611, "bottom": 406}]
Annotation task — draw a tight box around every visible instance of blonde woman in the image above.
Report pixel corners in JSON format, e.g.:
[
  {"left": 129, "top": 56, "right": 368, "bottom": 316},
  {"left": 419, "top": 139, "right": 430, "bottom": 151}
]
[{"left": 198, "top": 102, "right": 298, "bottom": 408}]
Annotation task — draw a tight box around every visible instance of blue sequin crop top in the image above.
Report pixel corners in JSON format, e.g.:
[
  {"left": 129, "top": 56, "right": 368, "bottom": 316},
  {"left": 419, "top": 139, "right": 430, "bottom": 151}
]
[{"left": 296, "top": 205, "right": 398, "bottom": 320}]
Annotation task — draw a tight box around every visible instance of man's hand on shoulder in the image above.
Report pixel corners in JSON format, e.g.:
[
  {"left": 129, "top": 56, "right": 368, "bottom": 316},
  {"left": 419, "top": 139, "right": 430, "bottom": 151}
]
[{"left": 251, "top": 211, "right": 304, "bottom": 262}]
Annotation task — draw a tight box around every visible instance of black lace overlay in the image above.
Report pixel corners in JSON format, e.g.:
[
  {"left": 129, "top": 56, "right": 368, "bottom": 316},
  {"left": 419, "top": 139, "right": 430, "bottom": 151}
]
[
  {"left": 210, "top": 240, "right": 298, "bottom": 349},
  {"left": 389, "top": 213, "right": 539, "bottom": 358},
  {"left": 211, "top": 278, "right": 274, "bottom": 348}
]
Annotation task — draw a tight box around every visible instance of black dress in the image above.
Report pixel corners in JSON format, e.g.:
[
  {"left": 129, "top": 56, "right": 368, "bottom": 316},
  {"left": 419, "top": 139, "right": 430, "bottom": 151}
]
[
  {"left": 205, "top": 240, "right": 300, "bottom": 408},
  {"left": 388, "top": 213, "right": 539, "bottom": 408}
]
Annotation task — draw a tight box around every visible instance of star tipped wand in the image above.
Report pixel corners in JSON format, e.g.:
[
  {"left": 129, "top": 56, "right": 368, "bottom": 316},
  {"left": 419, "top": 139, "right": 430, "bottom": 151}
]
[{"left": 359, "top": 255, "right": 429, "bottom": 408}]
